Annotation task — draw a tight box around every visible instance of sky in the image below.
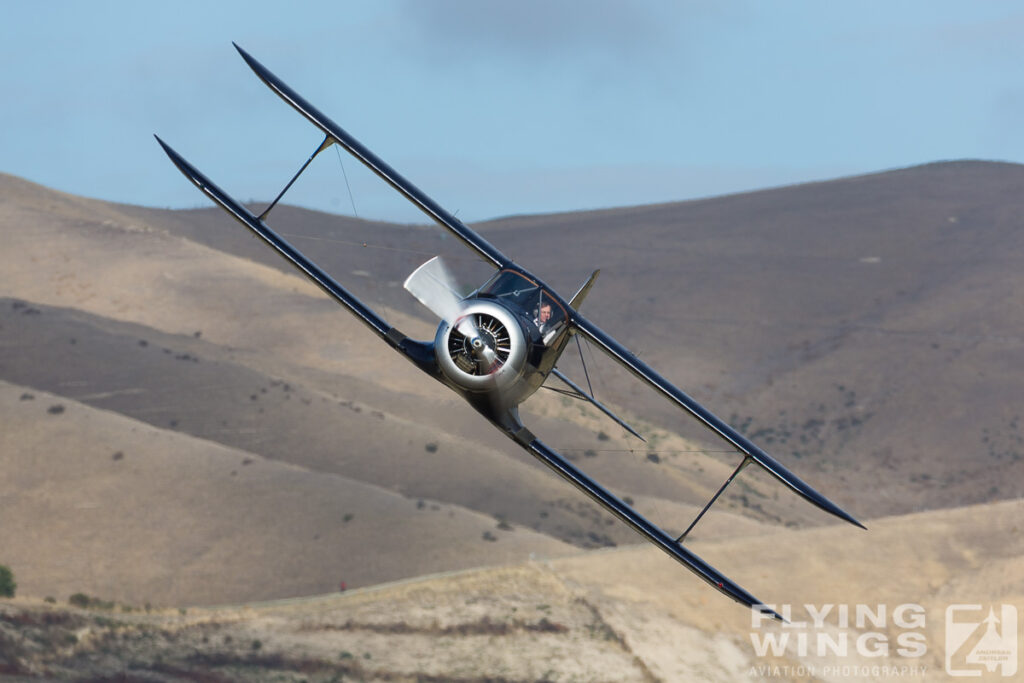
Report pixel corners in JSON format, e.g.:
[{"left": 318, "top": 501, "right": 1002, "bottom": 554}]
[{"left": 2, "top": 1, "right": 1024, "bottom": 223}]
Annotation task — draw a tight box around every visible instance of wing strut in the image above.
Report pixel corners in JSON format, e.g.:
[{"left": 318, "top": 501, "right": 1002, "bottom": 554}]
[
  {"left": 233, "top": 42, "right": 511, "bottom": 270},
  {"left": 676, "top": 456, "right": 751, "bottom": 542},
  {"left": 259, "top": 133, "right": 334, "bottom": 221},
  {"left": 154, "top": 135, "right": 432, "bottom": 366},
  {"left": 500, "top": 423, "right": 782, "bottom": 621},
  {"left": 573, "top": 316, "right": 865, "bottom": 530}
]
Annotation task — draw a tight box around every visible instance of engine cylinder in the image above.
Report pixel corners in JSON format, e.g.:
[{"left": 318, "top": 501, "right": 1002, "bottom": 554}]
[{"left": 435, "top": 300, "right": 527, "bottom": 392}]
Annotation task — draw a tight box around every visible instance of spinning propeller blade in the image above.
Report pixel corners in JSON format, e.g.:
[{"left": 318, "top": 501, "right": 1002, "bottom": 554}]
[{"left": 403, "top": 256, "right": 478, "bottom": 340}]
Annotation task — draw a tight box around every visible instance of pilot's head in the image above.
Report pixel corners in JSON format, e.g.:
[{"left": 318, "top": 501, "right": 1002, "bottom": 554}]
[{"left": 538, "top": 303, "right": 552, "bottom": 324}]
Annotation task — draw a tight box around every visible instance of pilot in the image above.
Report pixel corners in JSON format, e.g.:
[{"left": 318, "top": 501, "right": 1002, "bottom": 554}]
[
  {"left": 534, "top": 301, "right": 562, "bottom": 345},
  {"left": 535, "top": 302, "right": 553, "bottom": 330}
]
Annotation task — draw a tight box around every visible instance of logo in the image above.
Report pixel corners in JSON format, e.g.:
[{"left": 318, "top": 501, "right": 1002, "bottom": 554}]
[
  {"left": 945, "top": 604, "right": 1018, "bottom": 677},
  {"left": 748, "top": 603, "right": 931, "bottom": 679}
]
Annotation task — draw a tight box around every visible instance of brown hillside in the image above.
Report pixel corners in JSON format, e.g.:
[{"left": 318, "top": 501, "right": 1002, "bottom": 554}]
[
  {"left": 115, "top": 161, "right": 1024, "bottom": 515},
  {"left": 2, "top": 161, "right": 1022, "bottom": 612},
  {"left": 2, "top": 495, "right": 1020, "bottom": 681}
]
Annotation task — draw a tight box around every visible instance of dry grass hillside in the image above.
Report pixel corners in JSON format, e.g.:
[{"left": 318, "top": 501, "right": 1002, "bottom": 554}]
[
  {"left": 0, "top": 379, "right": 577, "bottom": 606},
  {"left": 2, "top": 496, "right": 1020, "bottom": 681},
  {"left": 2, "top": 164, "right": 1023, "bottom": 680},
  {"left": 114, "top": 161, "right": 1024, "bottom": 517},
  {"left": 1, "top": 171, "right": 806, "bottom": 609}
]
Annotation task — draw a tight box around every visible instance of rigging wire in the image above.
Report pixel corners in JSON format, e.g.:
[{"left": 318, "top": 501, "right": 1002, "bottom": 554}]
[
  {"left": 576, "top": 334, "right": 594, "bottom": 398},
  {"left": 565, "top": 332, "right": 679, "bottom": 532},
  {"left": 251, "top": 140, "right": 1024, "bottom": 346},
  {"left": 335, "top": 144, "right": 359, "bottom": 218},
  {"left": 558, "top": 448, "right": 739, "bottom": 454},
  {"left": 262, "top": 150, "right": 1024, "bottom": 346}
]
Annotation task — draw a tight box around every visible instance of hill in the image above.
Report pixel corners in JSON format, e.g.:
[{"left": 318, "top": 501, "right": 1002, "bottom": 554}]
[
  {"left": 2, "top": 161, "right": 1023, "bottom": 610},
  {"left": 114, "top": 161, "right": 1024, "bottom": 515},
  {"left": 3, "top": 495, "right": 1020, "bottom": 681}
]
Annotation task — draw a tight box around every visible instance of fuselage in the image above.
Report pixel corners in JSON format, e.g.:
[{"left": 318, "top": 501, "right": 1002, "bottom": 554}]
[{"left": 431, "top": 268, "right": 575, "bottom": 422}]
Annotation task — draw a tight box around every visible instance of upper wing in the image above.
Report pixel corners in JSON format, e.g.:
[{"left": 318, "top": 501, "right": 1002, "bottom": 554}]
[
  {"left": 232, "top": 43, "right": 511, "bottom": 271},
  {"left": 154, "top": 135, "right": 433, "bottom": 369},
  {"left": 572, "top": 315, "right": 865, "bottom": 530}
]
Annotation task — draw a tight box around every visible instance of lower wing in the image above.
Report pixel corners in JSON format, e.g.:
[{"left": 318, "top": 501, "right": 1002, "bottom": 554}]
[
  {"left": 501, "top": 420, "right": 783, "bottom": 620},
  {"left": 154, "top": 135, "right": 434, "bottom": 370}
]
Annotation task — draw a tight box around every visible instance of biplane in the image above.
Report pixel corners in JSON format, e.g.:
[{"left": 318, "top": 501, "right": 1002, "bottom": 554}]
[{"left": 156, "top": 44, "right": 864, "bottom": 620}]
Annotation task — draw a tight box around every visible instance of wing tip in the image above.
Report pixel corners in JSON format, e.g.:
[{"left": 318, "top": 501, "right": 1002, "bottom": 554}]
[
  {"left": 748, "top": 451, "right": 865, "bottom": 530},
  {"left": 718, "top": 580, "right": 786, "bottom": 623},
  {"left": 154, "top": 136, "right": 202, "bottom": 188},
  {"left": 232, "top": 42, "right": 269, "bottom": 85},
  {"left": 154, "top": 135, "right": 186, "bottom": 172},
  {"left": 756, "top": 604, "right": 788, "bottom": 624},
  {"left": 805, "top": 486, "right": 866, "bottom": 530}
]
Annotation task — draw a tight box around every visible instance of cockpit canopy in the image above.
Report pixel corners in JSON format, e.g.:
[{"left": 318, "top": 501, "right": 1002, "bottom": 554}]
[{"left": 478, "top": 270, "right": 567, "bottom": 333}]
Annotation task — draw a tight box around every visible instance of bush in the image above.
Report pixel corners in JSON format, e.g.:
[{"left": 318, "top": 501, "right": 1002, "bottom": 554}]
[
  {"left": 68, "top": 593, "right": 90, "bottom": 608},
  {"left": 0, "top": 565, "right": 15, "bottom": 597},
  {"left": 67, "top": 593, "right": 115, "bottom": 610}
]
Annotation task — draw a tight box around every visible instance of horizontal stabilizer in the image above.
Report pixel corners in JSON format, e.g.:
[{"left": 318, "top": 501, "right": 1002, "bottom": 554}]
[{"left": 549, "top": 368, "right": 644, "bottom": 442}]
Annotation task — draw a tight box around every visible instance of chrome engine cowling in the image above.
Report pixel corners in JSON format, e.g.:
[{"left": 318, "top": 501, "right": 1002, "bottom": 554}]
[{"left": 435, "top": 299, "right": 527, "bottom": 392}]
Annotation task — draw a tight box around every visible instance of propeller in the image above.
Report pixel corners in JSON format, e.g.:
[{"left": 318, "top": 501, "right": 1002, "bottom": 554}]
[
  {"left": 404, "top": 256, "right": 475, "bottom": 332},
  {"left": 404, "top": 256, "right": 497, "bottom": 372}
]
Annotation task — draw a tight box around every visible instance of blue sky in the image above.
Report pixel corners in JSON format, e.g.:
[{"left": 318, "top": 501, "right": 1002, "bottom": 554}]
[{"left": 2, "top": 1, "right": 1024, "bottom": 223}]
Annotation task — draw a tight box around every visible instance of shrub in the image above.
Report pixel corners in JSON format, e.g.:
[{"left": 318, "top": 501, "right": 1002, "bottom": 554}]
[
  {"left": 0, "top": 565, "right": 15, "bottom": 597},
  {"left": 67, "top": 593, "right": 115, "bottom": 610}
]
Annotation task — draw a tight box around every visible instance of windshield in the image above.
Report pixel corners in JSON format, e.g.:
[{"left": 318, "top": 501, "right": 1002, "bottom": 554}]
[{"left": 480, "top": 270, "right": 567, "bottom": 340}]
